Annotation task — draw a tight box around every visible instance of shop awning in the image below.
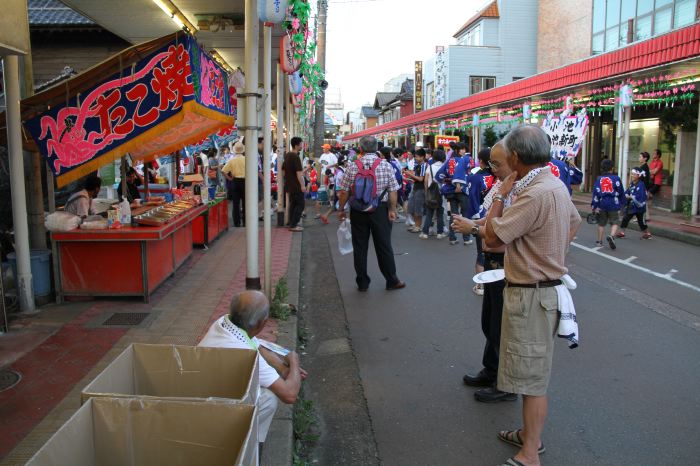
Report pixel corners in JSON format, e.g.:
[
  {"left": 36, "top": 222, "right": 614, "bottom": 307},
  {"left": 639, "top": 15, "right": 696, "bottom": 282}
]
[
  {"left": 20, "top": 32, "right": 235, "bottom": 187},
  {"left": 344, "top": 22, "right": 700, "bottom": 142}
]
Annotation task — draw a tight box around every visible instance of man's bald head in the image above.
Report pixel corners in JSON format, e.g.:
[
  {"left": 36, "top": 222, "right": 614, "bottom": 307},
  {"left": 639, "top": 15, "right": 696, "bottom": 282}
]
[{"left": 229, "top": 290, "right": 270, "bottom": 332}]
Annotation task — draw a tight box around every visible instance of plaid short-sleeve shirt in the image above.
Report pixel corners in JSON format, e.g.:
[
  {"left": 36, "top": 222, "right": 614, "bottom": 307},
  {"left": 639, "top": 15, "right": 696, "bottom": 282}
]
[
  {"left": 339, "top": 153, "right": 400, "bottom": 201},
  {"left": 491, "top": 168, "right": 581, "bottom": 283}
]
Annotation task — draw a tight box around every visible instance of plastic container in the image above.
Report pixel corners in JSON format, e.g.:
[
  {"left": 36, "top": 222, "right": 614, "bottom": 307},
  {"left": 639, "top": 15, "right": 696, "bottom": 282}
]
[
  {"left": 208, "top": 186, "right": 216, "bottom": 200},
  {"left": 7, "top": 249, "right": 52, "bottom": 297}
]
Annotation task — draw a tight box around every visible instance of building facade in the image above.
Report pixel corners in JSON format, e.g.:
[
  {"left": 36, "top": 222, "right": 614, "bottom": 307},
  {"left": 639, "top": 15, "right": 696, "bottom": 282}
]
[{"left": 421, "top": 0, "right": 539, "bottom": 110}]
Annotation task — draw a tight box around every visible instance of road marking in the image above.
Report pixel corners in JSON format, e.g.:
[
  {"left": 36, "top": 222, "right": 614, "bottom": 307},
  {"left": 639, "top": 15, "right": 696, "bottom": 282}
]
[
  {"left": 623, "top": 256, "right": 637, "bottom": 263},
  {"left": 571, "top": 242, "right": 700, "bottom": 294}
]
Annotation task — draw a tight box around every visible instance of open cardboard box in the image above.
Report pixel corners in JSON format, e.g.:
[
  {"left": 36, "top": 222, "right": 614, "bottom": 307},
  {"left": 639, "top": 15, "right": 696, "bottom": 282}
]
[
  {"left": 26, "top": 397, "right": 258, "bottom": 466},
  {"left": 81, "top": 344, "right": 259, "bottom": 405}
]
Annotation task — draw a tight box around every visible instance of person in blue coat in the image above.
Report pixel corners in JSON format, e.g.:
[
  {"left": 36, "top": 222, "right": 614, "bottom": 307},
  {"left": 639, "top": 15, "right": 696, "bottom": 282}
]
[
  {"left": 548, "top": 157, "right": 572, "bottom": 194},
  {"left": 435, "top": 142, "right": 472, "bottom": 245},
  {"left": 591, "top": 158, "right": 626, "bottom": 249},
  {"left": 567, "top": 159, "right": 584, "bottom": 186},
  {"left": 617, "top": 167, "right": 652, "bottom": 240}
]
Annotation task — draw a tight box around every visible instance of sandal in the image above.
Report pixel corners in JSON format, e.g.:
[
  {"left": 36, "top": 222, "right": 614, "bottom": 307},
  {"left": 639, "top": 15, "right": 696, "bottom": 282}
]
[
  {"left": 499, "top": 458, "right": 527, "bottom": 466},
  {"left": 498, "top": 430, "right": 546, "bottom": 454}
]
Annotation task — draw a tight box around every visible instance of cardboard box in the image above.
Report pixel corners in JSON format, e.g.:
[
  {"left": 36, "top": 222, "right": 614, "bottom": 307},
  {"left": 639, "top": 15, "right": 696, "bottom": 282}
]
[
  {"left": 181, "top": 174, "right": 204, "bottom": 183},
  {"left": 81, "top": 344, "right": 259, "bottom": 405},
  {"left": 26, "top": 397, "right": 258, "bottom": 466}
]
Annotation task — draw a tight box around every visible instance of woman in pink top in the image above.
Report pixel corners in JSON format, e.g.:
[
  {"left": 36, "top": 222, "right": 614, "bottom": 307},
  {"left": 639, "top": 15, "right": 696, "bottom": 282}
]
[{"left": 647, "top": 149, "right": 664, "bottom": 218}]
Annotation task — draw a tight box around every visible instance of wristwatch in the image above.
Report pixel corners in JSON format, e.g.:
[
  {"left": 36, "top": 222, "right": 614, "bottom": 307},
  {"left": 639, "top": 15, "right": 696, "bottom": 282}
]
[
  {"left": 493, "top": 194, "right": 505, "bottom": 203},
  {"left": 471, "top": 225, "right": 480, "bottom": 237}
]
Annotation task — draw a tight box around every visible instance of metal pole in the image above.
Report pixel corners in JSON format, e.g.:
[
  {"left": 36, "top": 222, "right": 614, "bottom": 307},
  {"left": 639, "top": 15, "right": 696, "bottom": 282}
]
[
  {"left": 691, "top": 100, "right": 700, "bottom": 216},
  {"left": 285, "top": 80, "right": 292, "bottom": 226},
  {"left": 244, "top": 0, "right": 261, "bottom": 290},
  {"left": 276, "top": 63, "right": 286, "bottom": 227},
  {"left": 621, "top": 106, "right": 631, "bottom": 189},
  {"left": 263, "top": 24, "right": 273, "bottom": 300},
  {"left": 312, "top": 0, "right": 327, "bottom": 158},
  {"left": 3, "top": 56, "right": 35, "bottom": 313},
  {"left": 580, "top": 136, "right": 587, "bottom": 192}
]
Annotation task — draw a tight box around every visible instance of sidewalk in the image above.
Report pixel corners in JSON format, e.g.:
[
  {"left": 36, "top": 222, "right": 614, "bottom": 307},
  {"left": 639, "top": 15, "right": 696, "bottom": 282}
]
[
  {"left": 0, "top": 224, "right": 299, "bottom": 465},
  {"left": 571, "top": 192, "right": 700, "bottom": 246}
]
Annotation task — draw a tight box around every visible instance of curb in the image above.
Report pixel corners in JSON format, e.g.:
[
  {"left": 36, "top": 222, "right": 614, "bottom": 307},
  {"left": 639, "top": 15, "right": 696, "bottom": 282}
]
[
  {"left": 261, "top": 230, "right": 302, "bottom": 466},
  {"left": 576, "top": 208, "right": 700, "bottom": 247}
]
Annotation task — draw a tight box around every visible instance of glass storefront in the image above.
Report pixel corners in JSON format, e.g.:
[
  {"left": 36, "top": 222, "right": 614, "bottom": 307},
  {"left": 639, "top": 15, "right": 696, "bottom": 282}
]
[{"left": 600, "top": 118, "right": 674, "bottom": 185}]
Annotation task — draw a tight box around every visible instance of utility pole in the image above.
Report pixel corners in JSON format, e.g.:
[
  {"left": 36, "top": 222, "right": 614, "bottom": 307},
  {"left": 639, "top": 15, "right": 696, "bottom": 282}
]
[{"left": 312, "top": 0, "right": 327, "bottom": 159}]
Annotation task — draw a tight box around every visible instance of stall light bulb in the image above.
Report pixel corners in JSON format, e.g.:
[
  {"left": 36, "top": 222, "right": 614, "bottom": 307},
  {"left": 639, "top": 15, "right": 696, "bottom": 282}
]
[{"left": 172, "top": 14, "right": 185, "bottom": 29}]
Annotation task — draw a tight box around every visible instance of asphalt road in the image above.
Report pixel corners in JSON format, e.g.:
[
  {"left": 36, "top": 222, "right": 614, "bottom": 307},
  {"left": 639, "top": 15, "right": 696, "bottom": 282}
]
[{"left": 312, "top": 216, "right": 700, "bottom": 466}]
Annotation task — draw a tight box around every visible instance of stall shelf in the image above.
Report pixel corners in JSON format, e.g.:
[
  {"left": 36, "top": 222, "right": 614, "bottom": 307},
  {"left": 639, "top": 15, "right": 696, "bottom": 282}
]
[{"left": 51, "top": 205, "right": 207, "bottom": 303}]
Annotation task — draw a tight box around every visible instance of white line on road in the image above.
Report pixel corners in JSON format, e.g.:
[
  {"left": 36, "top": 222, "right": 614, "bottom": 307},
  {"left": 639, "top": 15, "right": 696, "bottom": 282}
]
[
  {"left": 571, "top": 242, "right": 700, "bottom": 294},
  {"left": 624, "top": 256, "right": 637, "bottom": 263}
]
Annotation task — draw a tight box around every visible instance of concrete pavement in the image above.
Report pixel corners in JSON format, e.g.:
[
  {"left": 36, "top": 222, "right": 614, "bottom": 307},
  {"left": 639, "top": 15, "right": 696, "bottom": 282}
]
[{"left": 302, "top": 215, "right": 700, "bottom": 465}]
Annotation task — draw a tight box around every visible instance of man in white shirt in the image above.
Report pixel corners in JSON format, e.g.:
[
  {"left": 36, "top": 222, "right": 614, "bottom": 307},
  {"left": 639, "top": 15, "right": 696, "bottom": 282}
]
[
  {"left": 199, "top": 290, "right": 303, "bottom": 446},
  {"left": 319, "top": 144, "right": 338, "bottom": 174}
]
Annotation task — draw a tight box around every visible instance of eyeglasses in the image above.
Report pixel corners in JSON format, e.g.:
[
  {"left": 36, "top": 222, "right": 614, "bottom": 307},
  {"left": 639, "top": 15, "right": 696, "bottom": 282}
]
[{"left": 488, "top": 161, "right": 500, "bottom": 170}]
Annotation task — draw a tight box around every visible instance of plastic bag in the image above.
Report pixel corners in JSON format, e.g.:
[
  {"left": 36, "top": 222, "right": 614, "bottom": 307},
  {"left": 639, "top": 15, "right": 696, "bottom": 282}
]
[
  {"left": 44, "top": 211, "right": 81, "bottom": 232},
  {"left": 337, "top": 219, "right": 353, "bottom": 255}
]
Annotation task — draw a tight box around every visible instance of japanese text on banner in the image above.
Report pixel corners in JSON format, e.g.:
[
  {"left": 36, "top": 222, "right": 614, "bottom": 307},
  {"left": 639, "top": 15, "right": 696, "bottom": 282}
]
[{"left": 541, "top": 115, "right": 588, "bottom": 160}]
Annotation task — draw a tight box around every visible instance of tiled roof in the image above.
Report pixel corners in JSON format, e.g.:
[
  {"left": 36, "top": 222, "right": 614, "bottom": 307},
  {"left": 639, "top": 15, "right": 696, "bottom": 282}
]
[
  {"left": 374, "top": 92, "right": 398, "bottom": 108},
  {"left": 28, "top": 0, "right": 94, "bottom": 26},
  {"left": 361, "top": 106, "right": 380, "bottom": 118},
  {"left": 453, "top": 1, "right": 499, "bottom": 38},
  {"left": 399, "top": 79, "right": 414, "bottom": 99}
]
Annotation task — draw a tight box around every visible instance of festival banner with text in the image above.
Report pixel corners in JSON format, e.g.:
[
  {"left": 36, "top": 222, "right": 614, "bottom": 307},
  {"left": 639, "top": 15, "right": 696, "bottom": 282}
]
[
  {"left": 25, "top": 35, "right": 234, "bottom": 187},
  {"left": 541, "top": 114, "right": 588, "bottom": 160}
]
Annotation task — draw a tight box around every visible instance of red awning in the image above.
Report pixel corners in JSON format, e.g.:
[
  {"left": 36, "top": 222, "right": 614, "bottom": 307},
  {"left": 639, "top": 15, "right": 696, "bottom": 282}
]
[{"left": 345, "top": 23, "right": 700, "bottom": 141}]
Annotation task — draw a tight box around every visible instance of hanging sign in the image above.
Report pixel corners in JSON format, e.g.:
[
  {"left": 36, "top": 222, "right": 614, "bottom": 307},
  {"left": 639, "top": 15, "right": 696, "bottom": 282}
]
[
  {"left": 288, "top": 71, "right": 303, "bottom": 95},
  {"left": 24, "top": 34, "right": 234, "bottom": 187},
  {"left": 435, "top": 134, "right": 459, "bottom": 149},
  {"left": 280, "top": 34, "right": 301, "bottom": 74},
  {"left": 541, "top": 114, "right": 588, "bottom": 160},
  {"left": 414, "top": 61, "right": 423, "bottom": 113}
]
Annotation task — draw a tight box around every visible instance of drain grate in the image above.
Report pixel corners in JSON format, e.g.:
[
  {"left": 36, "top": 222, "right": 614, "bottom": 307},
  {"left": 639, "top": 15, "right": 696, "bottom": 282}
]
[
  {"left": 0, "top": 369, "right": 21, "bottom": 392},
  {"left": 103, "top": 312, "right": 149, "bottom": 326}
]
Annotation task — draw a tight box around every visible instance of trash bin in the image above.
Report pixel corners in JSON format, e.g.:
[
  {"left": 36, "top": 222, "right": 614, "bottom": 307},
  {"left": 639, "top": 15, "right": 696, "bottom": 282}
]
[{"left": 7, "top": 249, "right": 52, "bottom": 297}]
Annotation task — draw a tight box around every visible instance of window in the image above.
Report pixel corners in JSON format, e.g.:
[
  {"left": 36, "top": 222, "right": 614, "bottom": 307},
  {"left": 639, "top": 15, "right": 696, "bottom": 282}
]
[
  {"left": 460, "top": 23, "right": 482, "bottom": 46},
  {"left": 512, "top": 77, "right": 524, "bottom": 81},
  {"left": 636, "top": 14, "right": 652, "bottom": 40},
  {"left": 674, "top": 0, "right": 696, "bottom": 27},
  {"left": 470, "top": 76, "right": 495, "bottom": 95},
  {"left": 592, "top": 32, "right": 605, "bottom": 54},
  {"left": 592, "top": 0, "right": 698, "bottom": 54},
  {"left": 654, "top": 7, "right": 673, "bottom": 34},
  {"left": 592, "top": 0, "right": 606, "bottom": 32}
]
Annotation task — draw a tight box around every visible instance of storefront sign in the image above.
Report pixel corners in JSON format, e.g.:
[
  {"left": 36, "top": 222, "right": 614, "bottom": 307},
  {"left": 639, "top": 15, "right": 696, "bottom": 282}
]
[
  {"left": 435, "top": 134, "right": 459, "bottom": 149},
  {"left": 24, "top": 35, "right": 234, "bottom": 187},
  {"left": 414, "top": 61, "right": 423, "bottom": 113},
  {"left": 541, "top": 114, "right": 588, "bottom": 159}
]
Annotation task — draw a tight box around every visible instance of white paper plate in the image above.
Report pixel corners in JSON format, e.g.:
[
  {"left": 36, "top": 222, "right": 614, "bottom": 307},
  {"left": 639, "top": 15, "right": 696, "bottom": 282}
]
[{"left": 473, "top": 269, "right": 505, "bottom": 284}]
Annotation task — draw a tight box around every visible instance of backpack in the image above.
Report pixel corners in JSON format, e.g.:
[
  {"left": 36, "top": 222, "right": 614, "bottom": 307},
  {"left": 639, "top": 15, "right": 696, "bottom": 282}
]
[
  {"left": 425, "top": 165, "right": 442, "bottom": 209},
  {"left": 350, "top": 158, "right": 386, "bottom": 212}
]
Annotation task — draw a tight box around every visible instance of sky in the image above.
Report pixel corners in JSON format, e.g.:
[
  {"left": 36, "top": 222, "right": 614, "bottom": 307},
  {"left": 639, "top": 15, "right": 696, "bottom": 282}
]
[{"left": 324, "top": 0, "right": 488, "bottom": 113}]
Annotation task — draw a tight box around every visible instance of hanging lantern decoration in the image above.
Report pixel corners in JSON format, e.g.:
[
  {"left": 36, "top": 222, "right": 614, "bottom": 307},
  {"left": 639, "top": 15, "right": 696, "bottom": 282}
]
[
  {"left": 280, "top": 34, "right": 301, "bottom": 74},
  {"left": 289, "top": 71, "right": 303, "bottom": 95},
  {"left": 522, "top": 103, "right": 531, "bottom": 122},
  {"left": 619, "top": 84, "right": 634, "bottom": 108},
  {"left": 258, "top": 0, "right": 290, "bottom": 24}
]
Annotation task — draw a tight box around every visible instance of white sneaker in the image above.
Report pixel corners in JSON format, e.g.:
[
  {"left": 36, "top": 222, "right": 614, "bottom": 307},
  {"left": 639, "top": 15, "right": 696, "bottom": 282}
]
[
  {"left": 418, "top": 233, "right": 428, "bottom": 239},
  {"left": 428, "top": 227, "right": 437, "bottom": 236},
  {"left": 464, "top": 239, "right": 473, "bottom": 245},
  {"left": 442, "top": 227, "right": 450, "bottom": 234},
  {"left": 436, "top": 233, "right": 446, "bottom": 239}
]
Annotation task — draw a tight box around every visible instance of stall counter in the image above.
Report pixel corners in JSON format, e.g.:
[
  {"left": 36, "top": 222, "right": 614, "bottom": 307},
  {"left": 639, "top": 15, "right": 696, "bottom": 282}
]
[
  {"left": 51, "top": 204, "right": 207, "bottom": 303},
  {"left": 192, "top": 197, "right": 229, "bottom": 246}
]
